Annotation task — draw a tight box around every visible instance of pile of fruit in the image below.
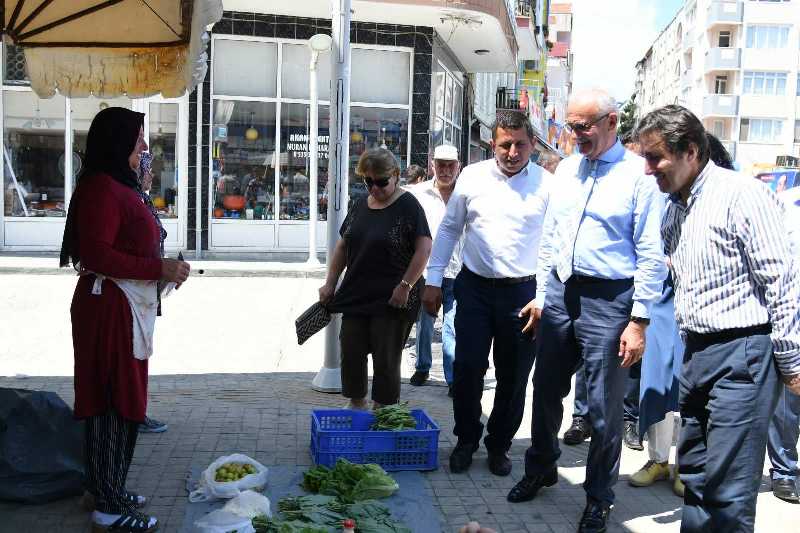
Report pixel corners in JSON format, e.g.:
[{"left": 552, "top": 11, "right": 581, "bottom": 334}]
[{"left": 214, "top": 462, "right": 257, "bottom": 483}]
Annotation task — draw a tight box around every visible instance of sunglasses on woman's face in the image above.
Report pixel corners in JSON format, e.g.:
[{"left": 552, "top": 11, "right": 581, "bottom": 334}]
[{"left": 363, "top": 176, "right": 391, "bottom": 189}]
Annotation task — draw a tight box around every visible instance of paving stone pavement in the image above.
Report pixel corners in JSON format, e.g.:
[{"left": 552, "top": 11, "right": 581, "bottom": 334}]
[
  {"left": 0, "top": 271, "right": 797, "bottom": 532},
  {"left": 1, "top": 369, "right": 798, "bottom": 533}
]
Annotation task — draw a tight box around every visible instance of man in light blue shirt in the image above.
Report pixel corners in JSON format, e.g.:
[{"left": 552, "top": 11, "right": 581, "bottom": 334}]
[{"left": 508, "top": 88, "right": 666, "bottom": 532}]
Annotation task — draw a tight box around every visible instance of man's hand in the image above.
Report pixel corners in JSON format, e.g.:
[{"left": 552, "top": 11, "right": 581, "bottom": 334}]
[
  {"left": 518, "top": 300, "right": 541, "bottom": 336},
  {"left": 388, "top": 284, "right": 411, "bottom": 308},
  {"left": 619, "top": 321, "right": 646, "bottom": 368},
  {"left": 783, "top": 373, "right": 800, "bottom": 396},
  {"left": 161, "top": 258, "right": 190, "bottom": 288},
  {"left": 422, "top": 285, "right": 442, "bottom": 316}
]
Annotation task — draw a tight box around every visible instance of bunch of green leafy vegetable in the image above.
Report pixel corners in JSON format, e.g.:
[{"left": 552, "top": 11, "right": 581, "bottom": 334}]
[
  {"left": 251, "top": 495, "right": 410, "bottom": 533},
  {"left": 370, "top": 403, "right": 417, "bottom": 431},
  {"left": 301, "top": 459, "right": 399, "bottom": 503}
]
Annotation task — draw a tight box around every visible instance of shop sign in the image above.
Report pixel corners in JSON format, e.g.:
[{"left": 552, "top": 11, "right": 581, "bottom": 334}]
[{"left": 286, "top": 133, "right": 329, "bottom": 160}]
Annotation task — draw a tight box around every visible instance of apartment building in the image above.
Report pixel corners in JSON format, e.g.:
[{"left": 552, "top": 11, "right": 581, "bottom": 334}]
[
  {"left": 634, "top": 0, "right": 800, "bottom": 175},
  {"left": 545, "top": 2, "right": 574, "bottom": 153}
]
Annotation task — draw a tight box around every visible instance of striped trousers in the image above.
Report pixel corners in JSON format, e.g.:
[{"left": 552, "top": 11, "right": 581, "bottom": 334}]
[{"left": 85, "top": 411, "right": 139, "bottom": 514}]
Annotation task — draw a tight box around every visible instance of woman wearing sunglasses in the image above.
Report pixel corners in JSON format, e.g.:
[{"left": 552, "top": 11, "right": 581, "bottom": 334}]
[{"left": 320, "top": 148, "right": 432, "bottom": 410}]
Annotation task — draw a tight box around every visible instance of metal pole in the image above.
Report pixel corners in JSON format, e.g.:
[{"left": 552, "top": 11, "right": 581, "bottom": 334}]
[
  {"left": 195, "top": 81, "right": 203, "bottom": 260},
  {"left": 307, "top": 50, "right": 320, "bottom": 265},
  {"left": 312, "top": 0, "right": 352, "bottom": 392}
]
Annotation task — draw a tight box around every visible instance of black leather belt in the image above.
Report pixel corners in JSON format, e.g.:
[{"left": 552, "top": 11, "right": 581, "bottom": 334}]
[
  {"left": 686, "top": 324, "right": 771, "bottom": 346},
  {"left": 563, "top": 273, "right": 632, "bottom": 285},
  {"left": 463, "top": 267, "right": 535, "bottom": 286}
]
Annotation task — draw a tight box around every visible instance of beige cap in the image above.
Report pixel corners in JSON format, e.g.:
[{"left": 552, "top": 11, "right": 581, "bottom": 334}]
[{"left": 433, "top": 144, "right": 459, "bottom": 161}]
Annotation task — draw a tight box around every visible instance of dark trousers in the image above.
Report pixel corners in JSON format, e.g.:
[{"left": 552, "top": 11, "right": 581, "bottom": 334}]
[
  {"left": 452, "top": 268, "right": 537, "bottom": 453},
  {"left": 340, "top": 314, "right": 414, "bottom": 406},
  {"left": 572, "top": 359, "right": 640, "bottom": 423},
  {"left": 768, "top": 384, "right": 800, "bottom": 480},
  {"left": 679, "top": 329, "right": 779, "bottom": 533},
  {"left": 85, "top": 411, "right": 139, "bottom": 514},
  {"left": 524, "top": 271, "right": 633, "bottom": 504}
]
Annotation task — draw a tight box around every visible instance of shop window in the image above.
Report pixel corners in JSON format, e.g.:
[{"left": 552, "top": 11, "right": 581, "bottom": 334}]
[
  {"left": 147, "top": 103, "right": 179, "bottom": 218},
  {"left": 213, "top": 39, "right": 277, "bottom": 97},
  {"left": 3, "top": 91, "right": 66, "bottom": 217},
  {"left": 279, "top": 103, "right": 330, "bottom": 221},
  {"left": 281, "top": 44, "right": 331, "bottom": 100},
  {"left": 348, "top": 107, "right": 409, "bottom": 206},
  {"left": 211, "top": 100, "right": 277, "bottom": 220},
  {"left": 351, "top": 48, "right": 409, "bottom": 105}
]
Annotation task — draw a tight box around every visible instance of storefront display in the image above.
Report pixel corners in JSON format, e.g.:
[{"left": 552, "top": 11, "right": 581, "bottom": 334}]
[
  {"left": 3, "top": 91, "right": 66, "bottom": 217},
  {"left": 211, "top": 100, "right": 277, "bottom": 220},
  {"left": 209, "top": 34, "right": 413, "bottom": 251}
]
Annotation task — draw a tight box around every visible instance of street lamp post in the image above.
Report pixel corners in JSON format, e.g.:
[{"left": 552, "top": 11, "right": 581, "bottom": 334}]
[
  {"left": 306, "top": 33, "right": 332, "bottom": 266},
  {"left": 312, "top": 0, "right": 352, "bottom": 393}
]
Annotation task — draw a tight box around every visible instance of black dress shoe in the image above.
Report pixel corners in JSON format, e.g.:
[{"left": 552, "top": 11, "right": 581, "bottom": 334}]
[
  {"left": 507, "top": 468, "right": 557, "bottom": 502},
  {"left": 488, "top": 451, "right": 512, "bottom": 476},
  {"left": 410, "top": 370, "right": 429, "bottom": 386},
  {"left": 578, "top": 500, "right": 611, "bottom": 533},
  {"left": 449, "top": 441, "right": 479, "bottom": 473},
  {"left": 623, "top": 421, "right": 644, "bottom": 451},
  {"left": 772, "top": 477, "right": 800, "bottom": 503},
  {"left": 563, "top": 416, "right": 591, "bottom": 445}
]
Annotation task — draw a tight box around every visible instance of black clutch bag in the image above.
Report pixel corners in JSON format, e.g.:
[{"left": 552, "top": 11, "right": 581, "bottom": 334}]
[{"left": 295, "top": 302, "right": 332, "bottom": 345}]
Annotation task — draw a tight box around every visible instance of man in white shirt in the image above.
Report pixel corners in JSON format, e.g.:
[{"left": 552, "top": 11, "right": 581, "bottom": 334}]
[
  {"left": 423, "top": 111, "right": 553, "bottom": 476},
  {"left": 409, "top": 144, "right": 463, "bottom": 396}
]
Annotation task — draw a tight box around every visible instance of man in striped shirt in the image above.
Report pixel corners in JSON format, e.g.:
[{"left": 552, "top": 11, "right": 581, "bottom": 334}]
[{"left": 636, "top": 105, "right": 800, "bottom": 533}]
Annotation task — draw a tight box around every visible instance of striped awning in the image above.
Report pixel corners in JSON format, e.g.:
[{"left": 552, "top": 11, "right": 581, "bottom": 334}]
[{"left": 2, "top": 0, "right": 223, "bottom": 98}]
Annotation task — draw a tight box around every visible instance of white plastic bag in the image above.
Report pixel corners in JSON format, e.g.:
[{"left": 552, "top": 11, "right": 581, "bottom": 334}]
[
  {"left": 188, "top": 454, "right": 268, "bottom": 503},
  {"left": 194, "top": 509, "right": 255, "bottom": 533},
  {"left": 223, "top": 490, "right": 271, "bottom": 518}
]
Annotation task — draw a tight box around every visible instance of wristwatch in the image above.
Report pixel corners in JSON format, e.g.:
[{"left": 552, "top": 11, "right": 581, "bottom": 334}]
[
  {"left": 630, "top": 316, "right": 650, "bottom": 325},
  {"left": 399, "top": 279, "right": 413, "bottom": 289}
]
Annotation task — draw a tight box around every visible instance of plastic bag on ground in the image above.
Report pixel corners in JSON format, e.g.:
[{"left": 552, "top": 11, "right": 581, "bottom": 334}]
[
  {"left": 223, "top": 490, "right": 271, "bottom": 518},
  {"left": 188, "top": 453, "right": 268, "bottom": 503},
  {"left": 0, "top": 388, "right": 84, "bottom": 503},
  {"left": 194, "top": 509, "right": 255, "bottom": 533}
]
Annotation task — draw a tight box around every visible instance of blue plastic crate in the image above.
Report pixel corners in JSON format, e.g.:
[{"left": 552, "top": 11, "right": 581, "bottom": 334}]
[{"left": 310, "top": 409, "right": 440, "bottom": 471}]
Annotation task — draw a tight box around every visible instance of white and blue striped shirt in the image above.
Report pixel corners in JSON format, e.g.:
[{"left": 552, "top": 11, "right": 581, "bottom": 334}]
[{"left": 663, "top": 161, "right": 800, "bottom": 376}]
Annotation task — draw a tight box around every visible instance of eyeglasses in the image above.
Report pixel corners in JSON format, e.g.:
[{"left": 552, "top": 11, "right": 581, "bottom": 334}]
[
  {"left": 363, "top": 176, "right": 392, "bottom": 189},
  {"left": 565, "top": 113, "right": 611, "bottom": 134}
]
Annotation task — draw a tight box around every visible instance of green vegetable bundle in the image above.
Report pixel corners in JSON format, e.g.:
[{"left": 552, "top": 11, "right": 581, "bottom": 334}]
[
  {"left": 301, "top": 459, "right": 399, "bottom": 503},
  {"left": 251, "top": 495, "right": 410, "bottom": 533},
  {"left": 370, "top": 403, "right": 417, "bottom": 431}
]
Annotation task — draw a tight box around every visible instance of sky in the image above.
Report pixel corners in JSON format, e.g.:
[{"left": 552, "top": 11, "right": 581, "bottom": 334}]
[{"left": 570, "top": 0, "right": 684, "bottom": 102}]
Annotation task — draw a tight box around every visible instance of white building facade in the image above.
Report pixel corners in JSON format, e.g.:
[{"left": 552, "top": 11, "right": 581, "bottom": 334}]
[{"left": 634, "top": 0, "right": 800, "bottom": 175}]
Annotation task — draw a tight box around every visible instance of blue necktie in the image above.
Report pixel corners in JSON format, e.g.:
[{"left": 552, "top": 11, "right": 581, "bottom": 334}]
[{"left": 556, "top": 159, "right": 598, "bottom": 283}]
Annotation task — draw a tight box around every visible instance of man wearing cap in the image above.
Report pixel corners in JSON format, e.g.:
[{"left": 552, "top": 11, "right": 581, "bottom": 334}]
[
  {"left": 409, "top": 144, "right": 462, "bottom": 397},
  {"left": 423, "top": 110, "right": 553, "bottom": 476}
]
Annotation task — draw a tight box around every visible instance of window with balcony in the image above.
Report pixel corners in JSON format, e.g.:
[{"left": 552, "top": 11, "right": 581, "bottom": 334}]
[
  {"left": 743, "top": 71, "right": 788, "bottom": 95},
  {"left": 746, "top": 26, "right": 790, "bottom": 48},
  {"left": 718, "top": 30, "right": 731, "bottom": 48},
  {"left": 739, "top": 118, "right": 784, "bottom": 142},
  {"left": 715, "top": 75, "right": 728, "bottom": 94}
]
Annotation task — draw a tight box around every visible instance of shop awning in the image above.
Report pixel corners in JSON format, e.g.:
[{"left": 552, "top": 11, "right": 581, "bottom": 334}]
[{"left": 1, "top": 0, "right": 223, "bottom": 98}]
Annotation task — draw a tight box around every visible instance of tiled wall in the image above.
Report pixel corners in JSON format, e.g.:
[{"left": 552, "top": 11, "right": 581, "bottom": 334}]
[{"left": 186, "top": 10, "right": 434, "bottom": 250}]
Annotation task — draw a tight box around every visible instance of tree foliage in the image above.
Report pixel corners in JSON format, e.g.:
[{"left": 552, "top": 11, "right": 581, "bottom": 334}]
[{"left": 618, "top": 96, "right": 638, "bottom": 141}]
